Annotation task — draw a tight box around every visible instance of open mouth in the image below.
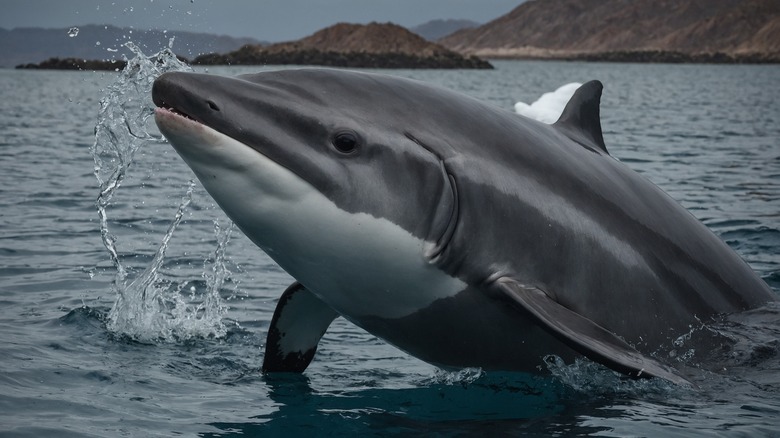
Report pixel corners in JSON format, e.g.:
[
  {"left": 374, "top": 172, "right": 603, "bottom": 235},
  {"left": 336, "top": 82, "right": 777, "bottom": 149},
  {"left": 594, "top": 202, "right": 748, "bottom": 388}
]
[
  {"left": 154, "top": 105, "right": 209, "bottom": 132},
  {"left": 152, "top": 79, "right": 201, "bottom": 125},
  {"left": 155, "top": 104, "right": 199, "bottom": 122}
]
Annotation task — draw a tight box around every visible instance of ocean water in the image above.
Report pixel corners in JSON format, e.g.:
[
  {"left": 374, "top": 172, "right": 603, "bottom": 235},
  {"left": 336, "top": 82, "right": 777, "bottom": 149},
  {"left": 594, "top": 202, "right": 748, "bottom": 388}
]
[{"left": 1, "top": 54, "right": 779, "bottom": 437}]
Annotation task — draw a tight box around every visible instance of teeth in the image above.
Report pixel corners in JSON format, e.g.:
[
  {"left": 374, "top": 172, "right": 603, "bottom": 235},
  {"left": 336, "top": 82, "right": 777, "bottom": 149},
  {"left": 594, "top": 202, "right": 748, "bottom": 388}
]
[
  {"left": 173, "top": 109, "right": 192, "bottom": 119},
  {"left": 163, "top": 106, "right": 195, "bottom": 121}
]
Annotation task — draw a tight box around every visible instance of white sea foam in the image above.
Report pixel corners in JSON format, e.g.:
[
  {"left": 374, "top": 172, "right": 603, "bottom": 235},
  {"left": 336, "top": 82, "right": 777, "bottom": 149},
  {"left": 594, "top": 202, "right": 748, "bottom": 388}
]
[
  {"left": 514, "top": 82, "right": 582, "bottom": 124},
  {"left": 543, "top": 355, "right": 683, "bottom": 396}
]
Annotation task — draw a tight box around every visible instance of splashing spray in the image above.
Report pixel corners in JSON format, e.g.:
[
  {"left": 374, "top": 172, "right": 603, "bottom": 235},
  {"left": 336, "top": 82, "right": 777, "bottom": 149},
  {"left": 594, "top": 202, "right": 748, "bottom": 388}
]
[{"left": 91, "top": 41, "right": 232, "bottom": 341}]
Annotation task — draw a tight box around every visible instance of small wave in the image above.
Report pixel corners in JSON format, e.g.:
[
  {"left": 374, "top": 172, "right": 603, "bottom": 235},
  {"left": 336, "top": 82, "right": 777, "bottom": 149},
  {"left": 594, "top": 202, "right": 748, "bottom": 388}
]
[
  {"left": 706, "top": 219, "right": 762, "bottom": 230},
  {"left": 423, "top": 368, "right": 485, "bottom": 386},
  {"left": 719, "top": 226, "right": 780, "bottom": 241},
  {"left": 763, "top": 271, "right": 780, "bottom": 291},
  {"left": 720, "top": 226, "right": 780, "bottom": 255},
  {"left": 543, "top": 355, "right": 686, "bottom": 397},
  {"left": 58, "top": 305, "right": 109, "bottom": 329}
]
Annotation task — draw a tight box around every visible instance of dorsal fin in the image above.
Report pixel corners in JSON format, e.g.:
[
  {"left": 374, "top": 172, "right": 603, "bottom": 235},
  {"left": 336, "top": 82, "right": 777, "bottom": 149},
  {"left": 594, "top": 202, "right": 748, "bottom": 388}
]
[{"left": 553, "top": 80, "right": 608, "bottom": 154}]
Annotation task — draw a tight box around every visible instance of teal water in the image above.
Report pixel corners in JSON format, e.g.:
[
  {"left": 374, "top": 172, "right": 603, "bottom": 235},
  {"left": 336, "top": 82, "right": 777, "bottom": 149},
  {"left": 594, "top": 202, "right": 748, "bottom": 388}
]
[{"left": 1, "top": 59, "right": 778, "bottom": 437}]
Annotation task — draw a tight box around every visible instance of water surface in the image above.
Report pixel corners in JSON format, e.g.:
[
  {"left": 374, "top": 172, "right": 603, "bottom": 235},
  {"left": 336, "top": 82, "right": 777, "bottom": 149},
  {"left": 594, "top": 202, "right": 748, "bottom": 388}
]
[{"left": 1, "top": 60, "right": 778, "bottom": 436}]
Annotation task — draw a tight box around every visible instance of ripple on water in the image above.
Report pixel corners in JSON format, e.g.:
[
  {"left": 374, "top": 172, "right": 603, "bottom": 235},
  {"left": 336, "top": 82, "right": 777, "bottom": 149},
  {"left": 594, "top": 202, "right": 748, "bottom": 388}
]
[{"left": 1, "top": 58, "right": 779, "bottom": 437}]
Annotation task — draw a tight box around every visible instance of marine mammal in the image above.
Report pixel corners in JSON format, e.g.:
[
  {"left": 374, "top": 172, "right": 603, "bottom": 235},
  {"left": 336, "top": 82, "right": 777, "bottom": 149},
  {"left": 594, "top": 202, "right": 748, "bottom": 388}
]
[{"left": 152, "top": 69, "right": 775, "bottom": 384}]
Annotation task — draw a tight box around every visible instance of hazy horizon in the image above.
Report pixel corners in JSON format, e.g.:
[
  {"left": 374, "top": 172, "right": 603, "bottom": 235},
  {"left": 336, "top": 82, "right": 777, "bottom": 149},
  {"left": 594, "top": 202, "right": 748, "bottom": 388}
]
[{"left": 1, "top": 0, "right": 523, "bottom": 43}]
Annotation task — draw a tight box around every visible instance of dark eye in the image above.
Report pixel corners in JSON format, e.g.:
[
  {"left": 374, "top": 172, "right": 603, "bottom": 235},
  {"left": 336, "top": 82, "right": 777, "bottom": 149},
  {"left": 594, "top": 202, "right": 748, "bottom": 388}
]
[{"left": 332, "top": 131, "right": 359, "bottom": 154}]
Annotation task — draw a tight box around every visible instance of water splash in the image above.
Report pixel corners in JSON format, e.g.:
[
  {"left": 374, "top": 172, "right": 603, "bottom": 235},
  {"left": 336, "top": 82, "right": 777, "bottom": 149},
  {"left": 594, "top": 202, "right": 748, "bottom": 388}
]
[
  {"left": 106, "top": 182, "right": 196, "bottom": 338},
  {"left": 424, "top": 368, "right": 485, "bottom": 386},
  {"left": 162, "top": 219, "right": 235, "bottom": 339},
  {"left": 202, "top": 220, "right": 234, "bottom": 312},
  {"left": 91, "top": 41, "right": 232, "bottom": 341},
  {"left": 543, "top": 355, "right": 682, "bottom": 396},
  {"left": 107, "top": 205, "right": 233, "bottom": 341},
  {"left": 92, "top": 40, "right": 190, "bottom": 283}
]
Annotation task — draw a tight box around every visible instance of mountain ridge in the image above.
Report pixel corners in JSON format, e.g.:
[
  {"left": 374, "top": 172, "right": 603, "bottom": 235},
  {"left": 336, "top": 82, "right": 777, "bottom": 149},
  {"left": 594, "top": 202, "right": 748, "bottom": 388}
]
[
  {"left": 439, "top": 0, "right": 780, "bottom": 62},
  {"left": 410, "top": 19, "right": 480, "bottom": 41}
]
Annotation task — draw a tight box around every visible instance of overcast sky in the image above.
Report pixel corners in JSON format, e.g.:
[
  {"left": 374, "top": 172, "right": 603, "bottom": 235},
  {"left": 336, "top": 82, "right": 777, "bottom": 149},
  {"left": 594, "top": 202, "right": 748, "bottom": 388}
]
[{"left": 2, "top": 0, "right": 523, "bottom": 42}]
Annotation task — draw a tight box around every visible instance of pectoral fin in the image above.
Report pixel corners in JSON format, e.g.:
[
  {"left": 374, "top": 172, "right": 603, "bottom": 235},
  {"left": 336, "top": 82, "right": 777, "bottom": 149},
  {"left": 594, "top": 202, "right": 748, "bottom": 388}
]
[
  {"left": 495, "top": 277, "right": 689, "bottom": 385},
  {"left": 263, "top": 282, "right": 339, "bottom": 373}
]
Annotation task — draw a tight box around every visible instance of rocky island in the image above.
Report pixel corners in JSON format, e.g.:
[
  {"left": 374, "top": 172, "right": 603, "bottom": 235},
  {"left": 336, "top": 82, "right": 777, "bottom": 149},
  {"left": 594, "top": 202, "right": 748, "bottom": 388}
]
[
  {"left": 16, "top": 57, "right": 127, "bottom": 70},
  {"left": 13, "top": 0, "right": 779, "bottom": 69},
  {"left": 16, "top": 22, "right": 491, "bottom": 70},
  {"left": 192, "top": 22, "right": 493, "bottom": 69}
]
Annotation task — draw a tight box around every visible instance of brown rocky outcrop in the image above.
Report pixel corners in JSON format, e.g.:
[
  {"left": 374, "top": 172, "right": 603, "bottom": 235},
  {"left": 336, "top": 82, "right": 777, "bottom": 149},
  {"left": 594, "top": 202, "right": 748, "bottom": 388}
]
[
  {"left": 439, "top": 0, "right": 780, "bottom": 63},
  {"left": 193, "top": 22, "right": 493, "bottom": 69}
]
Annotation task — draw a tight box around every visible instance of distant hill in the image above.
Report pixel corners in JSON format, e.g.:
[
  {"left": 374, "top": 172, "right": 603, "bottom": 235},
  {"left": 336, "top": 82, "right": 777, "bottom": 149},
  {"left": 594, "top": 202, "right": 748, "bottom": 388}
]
[
  {"left": 0, "top": 25, "right": 263, "bottom": 68},
  {"left": 193, "top": 22, "right": 492, "bottom": 69},
  {"left": 440, "top": 0, "right": 780, "bottom": 62},
  {"left": 410, "top": 19, "right": 480, "bottom": 41}
]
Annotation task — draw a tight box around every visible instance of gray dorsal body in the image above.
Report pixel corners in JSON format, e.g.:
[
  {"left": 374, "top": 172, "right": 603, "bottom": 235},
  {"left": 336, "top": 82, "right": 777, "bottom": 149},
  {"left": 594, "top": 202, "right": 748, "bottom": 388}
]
[{"left": 152, "top": 69, "right": 775, "bottom": 384}]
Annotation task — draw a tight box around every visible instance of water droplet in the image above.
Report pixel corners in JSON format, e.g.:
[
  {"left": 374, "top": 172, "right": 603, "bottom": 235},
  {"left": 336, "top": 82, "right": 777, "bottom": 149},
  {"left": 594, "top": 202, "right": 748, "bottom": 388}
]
[
  {"left": 92, "top": 44, "right": 231, "bottom": 342},
  {"left": 67, "top": 27, "right": 79, "bottom": 37}
]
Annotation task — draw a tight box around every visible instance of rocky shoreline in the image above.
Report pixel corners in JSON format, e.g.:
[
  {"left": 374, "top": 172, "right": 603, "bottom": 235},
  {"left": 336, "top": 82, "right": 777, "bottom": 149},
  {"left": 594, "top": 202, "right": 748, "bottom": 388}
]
[
  {"left": 11, "top": 22, "right": 495, "bottom": 70},
  {"left": 17, "top": 48, "right": 778, "bottom": 72},
  {"left": 16, "top": 48, "right": 492, "bottom": 71},
  {"left": 191, "top": 47, "right": 492, "bottom": 69},
  {"left": 15, "top": 57, "right": 127, "bottom": 70},
  {"left": 190, "top": 23, "right": 494, "bottom": 69},
  {"left": 478, "top": 49, "right": 780, "bottom": 64},
  {"left": 569, "top": 50, "right": 780, "bottom": 64}
]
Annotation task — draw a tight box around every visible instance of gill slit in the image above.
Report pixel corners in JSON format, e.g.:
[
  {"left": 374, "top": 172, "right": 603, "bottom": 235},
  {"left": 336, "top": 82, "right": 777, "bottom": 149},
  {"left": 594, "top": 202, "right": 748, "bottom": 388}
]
[{"left": 404, "top": 132, "right": 459, "bottom": 263}]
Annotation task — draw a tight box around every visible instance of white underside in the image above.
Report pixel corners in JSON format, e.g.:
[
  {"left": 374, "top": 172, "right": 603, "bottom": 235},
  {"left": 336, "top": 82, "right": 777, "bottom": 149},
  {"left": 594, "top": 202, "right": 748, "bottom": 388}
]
[
  {"left": 276, "top": 287, "right": 338, "bottom": 354},
  {"left": 155, "top": 109, "right": 466, "bottom": 319}
]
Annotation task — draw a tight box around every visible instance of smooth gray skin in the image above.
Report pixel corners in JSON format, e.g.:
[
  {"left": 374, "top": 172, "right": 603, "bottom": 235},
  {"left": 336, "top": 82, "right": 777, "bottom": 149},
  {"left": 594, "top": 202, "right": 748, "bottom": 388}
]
[{"left": 152, "top": 69, "right": 775, "bottom": 383}]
